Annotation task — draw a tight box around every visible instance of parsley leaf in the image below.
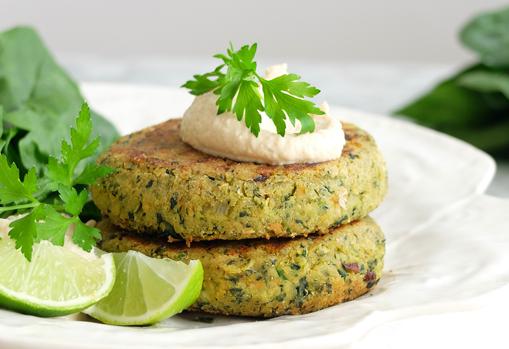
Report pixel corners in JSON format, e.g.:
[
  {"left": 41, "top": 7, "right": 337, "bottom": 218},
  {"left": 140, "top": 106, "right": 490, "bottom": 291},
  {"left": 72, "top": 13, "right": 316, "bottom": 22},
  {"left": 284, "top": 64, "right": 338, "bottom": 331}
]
[
  {"left": 8, "top": 210, "right": 40, "bottom": 260},
  {"left": 49, "top": 103, "right": 103, "bottom": 187},
  {"left": 74, "top": 163, "right": 116, "bottom": 185},
  {"left": 0, "top": 156, "right": 37, "bottom": 205},
  {"left": 182, "top": 43, "right": 324, "bottom": 137},
  {"left": 58, "top": 186, "right": 89, "bottom": 217},
  {"left": 73, "top": 221, "right": 101, "bottom": 252},
  {"left": 47, "top": 156, "right": 69, "bottom": 187},
  {"left": 260, "top": 75, "right": 323, "bottom": 135},
  {"left": 35, "top": 205, "right": 72, "bottom": 246},
  {"left": 232, "top": 80, "right": 263, "bottom": 135},
  {"left": 0, "top": 107, "right": 3, "bottom": 136},
  {"left": 0, "top": 102, "right": 115, "bottom": 260},
  {"left": 184, "top": 66, "right": 225, "bottom": 96}
]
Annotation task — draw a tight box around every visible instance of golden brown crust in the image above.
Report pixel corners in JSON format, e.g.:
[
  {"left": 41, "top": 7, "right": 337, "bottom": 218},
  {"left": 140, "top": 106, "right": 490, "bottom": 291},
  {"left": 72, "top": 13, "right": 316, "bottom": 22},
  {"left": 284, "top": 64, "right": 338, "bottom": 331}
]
[
  {"left": 92, "top": 119, "right": 387, "bottom": 242},
  {"left": 104, "top": 120, "right": 366, "bottom": 174}
]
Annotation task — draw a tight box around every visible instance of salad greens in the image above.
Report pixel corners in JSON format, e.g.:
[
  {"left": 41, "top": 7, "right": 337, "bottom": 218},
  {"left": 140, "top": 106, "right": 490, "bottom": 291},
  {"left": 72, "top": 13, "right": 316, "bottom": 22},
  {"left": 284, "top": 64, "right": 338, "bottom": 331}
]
[
  {"left": 0, "top": 26, "right": 119, "bottom": 172},
  {"left": 395, "top": 6, "right": 509, "bottom": 157},
  {"left": 460, "top": 6, "right": 509, "bottom": 69},
  {"left": 0, "top": 26, "right": 120, "bottom": 259}
]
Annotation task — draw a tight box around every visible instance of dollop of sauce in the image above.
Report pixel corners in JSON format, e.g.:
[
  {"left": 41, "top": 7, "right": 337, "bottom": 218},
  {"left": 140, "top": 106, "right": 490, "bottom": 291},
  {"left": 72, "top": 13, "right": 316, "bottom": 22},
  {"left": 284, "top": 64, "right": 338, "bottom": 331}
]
[{"left": 180, "top": 64, "right": 345, "bottom": 165}]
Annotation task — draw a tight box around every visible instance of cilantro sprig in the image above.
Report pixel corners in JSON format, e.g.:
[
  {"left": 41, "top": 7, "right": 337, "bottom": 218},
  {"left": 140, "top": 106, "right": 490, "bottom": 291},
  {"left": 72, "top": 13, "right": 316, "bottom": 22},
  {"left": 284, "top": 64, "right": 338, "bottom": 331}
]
[
  {"left": 0, "top": 103, "right": 115, "bottom": 260},
  {"left": 182, "top": 43, "right": 324, "bottom": 137}
]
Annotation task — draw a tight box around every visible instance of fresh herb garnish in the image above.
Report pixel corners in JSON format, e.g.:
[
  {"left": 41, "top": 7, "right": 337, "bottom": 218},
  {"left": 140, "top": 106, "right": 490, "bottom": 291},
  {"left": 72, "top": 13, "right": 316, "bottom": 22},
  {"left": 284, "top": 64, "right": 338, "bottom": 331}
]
[
  {"left": 182, "top": 43, "right": 324, "bottom": 137},
  {"left": 0, "top": 103, "right": 115, "bottom": 260}
]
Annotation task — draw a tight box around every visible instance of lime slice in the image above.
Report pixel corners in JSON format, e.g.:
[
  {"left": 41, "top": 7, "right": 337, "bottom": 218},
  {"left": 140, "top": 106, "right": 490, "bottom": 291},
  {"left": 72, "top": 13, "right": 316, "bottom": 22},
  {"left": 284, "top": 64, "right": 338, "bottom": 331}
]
[
  {"left": 0, "top": 238, "right": 115, "bottom": 317},
  {"left": 84, "top": 251, "right": 203, "bottom": 326}
]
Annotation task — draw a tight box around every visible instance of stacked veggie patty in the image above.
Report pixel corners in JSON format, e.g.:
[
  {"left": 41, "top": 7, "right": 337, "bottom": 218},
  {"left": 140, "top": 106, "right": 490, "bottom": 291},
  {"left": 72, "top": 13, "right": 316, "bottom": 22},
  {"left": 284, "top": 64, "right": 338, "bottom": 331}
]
[{"left": 93, "top": 118, "right": 387, "bottom": 317}]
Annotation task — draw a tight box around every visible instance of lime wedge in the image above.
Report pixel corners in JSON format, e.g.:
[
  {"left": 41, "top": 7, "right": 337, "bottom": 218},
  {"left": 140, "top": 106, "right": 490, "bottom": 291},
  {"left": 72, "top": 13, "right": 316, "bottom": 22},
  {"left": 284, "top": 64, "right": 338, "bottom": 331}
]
[
  {"left": 0, "top": 237, "right": 115, "bottom": 317},
  {"left": 84, "top": 251, "right": 203, "bottom": 326}
]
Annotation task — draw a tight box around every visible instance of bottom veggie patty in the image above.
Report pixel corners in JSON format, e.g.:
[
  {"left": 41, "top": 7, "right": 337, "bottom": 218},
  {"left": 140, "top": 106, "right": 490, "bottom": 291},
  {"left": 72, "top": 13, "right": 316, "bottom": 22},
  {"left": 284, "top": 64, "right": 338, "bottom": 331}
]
[{"left": 98, "top": 217, "right": 385, "bottom": 318}]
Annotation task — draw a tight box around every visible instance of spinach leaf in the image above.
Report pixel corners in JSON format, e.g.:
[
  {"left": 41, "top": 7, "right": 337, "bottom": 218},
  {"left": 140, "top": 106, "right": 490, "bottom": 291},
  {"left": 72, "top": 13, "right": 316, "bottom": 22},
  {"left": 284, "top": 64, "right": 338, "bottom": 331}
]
[
  {"left": 0, "top": 26, "right": 119, "bottom": 172},
  {"left": 395, "top": 64, "right": 509, "bottom": 154},
  {"left": 0, "top": 107, "right": 4, "bottom": 151},
  {"left": 458, "top": 70, "right": 509, "bottom": 99},
  {"left": 395, "top": 65, "right": 508, "bottom": 128},
  {"left": 460, "top": 6, "right": 509, "bottom": 68},
  {"left": 450, "top": 119, "right": 509, "bottom": 155},
  {"left": 395, "top": 6, "right": 509, "bottom": 157}
]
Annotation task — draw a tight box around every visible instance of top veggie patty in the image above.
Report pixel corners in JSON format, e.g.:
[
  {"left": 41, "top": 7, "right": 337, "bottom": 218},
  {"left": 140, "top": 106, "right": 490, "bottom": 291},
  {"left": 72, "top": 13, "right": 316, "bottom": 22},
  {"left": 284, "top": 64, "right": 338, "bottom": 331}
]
[{"left": 91, "top": 119, "right": 387, "bottom": 242}]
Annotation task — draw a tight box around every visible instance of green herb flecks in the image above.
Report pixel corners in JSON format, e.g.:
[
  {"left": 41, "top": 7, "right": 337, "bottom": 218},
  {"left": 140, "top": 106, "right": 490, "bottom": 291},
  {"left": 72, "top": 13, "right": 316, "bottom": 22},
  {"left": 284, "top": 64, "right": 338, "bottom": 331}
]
[{"left": 182, "top": 43, "right": 324, "bottom": 137}]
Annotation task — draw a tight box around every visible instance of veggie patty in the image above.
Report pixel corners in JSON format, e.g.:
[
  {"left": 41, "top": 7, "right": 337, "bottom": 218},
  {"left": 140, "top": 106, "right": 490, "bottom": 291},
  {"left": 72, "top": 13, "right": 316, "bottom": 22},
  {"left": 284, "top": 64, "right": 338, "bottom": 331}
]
[
  {"left": 98, "top": 216, "right": 385, "bottom": 317},
  {"left": 92, "top": 119, "right": 387, "bottom": 242}
]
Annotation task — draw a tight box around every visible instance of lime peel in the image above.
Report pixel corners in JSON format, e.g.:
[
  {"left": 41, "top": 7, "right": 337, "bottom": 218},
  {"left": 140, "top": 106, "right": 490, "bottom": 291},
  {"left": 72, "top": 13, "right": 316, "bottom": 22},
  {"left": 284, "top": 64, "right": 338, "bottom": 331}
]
[
  {"left": 0, "top": 239, "right": 116, "bottom": 317},
  {"left": 84, "top": 251, "right": 203, "bottom": 326}
]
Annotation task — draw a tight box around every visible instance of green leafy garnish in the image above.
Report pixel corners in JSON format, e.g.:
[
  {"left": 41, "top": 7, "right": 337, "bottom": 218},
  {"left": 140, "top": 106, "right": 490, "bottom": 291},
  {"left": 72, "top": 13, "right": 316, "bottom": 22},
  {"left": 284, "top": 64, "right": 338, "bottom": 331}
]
[
  {"left": 182, "top": 43, "right": 323, "bottom": 136},
  {"left": 460, "top": 6, "right": 509, "bottom": 69},
  {"left": 0, "top": 103, "right": 113, "bottom": 260},
  {"left": 47, "top": 103, "right": 115, "bottom": 188},
  {"left": 395, "top": 6, "right": 509, "bottom": 156},
  {"left": 0, "top": 26, "right": 119, "bottom": 174},
  {"left": 458, "top": 71, "right": 509, "bottom": 99},
  {"left": 0, "top": 158, "right": 37, "bottom": 205}
]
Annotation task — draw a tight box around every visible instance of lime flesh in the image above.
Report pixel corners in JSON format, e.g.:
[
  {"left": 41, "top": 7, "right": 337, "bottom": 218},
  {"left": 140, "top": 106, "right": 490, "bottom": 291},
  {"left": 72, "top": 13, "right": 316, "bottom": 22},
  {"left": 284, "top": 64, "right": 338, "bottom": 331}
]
[
  {"left": 0, "top": 238, "right": 115, "bottom": 317},
  {"left": 84, "top": 251, "right": 203, "bottom": 326}
]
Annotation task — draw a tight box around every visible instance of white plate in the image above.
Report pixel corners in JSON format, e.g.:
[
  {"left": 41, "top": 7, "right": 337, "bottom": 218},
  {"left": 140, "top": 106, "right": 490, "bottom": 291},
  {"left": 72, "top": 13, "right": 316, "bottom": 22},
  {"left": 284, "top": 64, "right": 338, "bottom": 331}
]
[{"left": 1, "top": 83, "right": 507, "bottom": 349}]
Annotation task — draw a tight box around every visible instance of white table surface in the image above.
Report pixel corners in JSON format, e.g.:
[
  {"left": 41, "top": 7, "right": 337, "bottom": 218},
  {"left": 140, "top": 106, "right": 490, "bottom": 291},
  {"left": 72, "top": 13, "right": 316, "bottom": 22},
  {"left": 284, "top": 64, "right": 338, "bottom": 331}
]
[{"left": 61, "top": 55, "right": 509, "bottom": 197}]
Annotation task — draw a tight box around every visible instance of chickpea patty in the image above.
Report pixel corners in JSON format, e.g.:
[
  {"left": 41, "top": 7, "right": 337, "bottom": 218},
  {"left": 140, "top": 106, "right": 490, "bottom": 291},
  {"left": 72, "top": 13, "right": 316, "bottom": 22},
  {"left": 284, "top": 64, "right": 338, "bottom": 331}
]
[
  {"left": 98, "top": 216, "right": 384, "bottom": 317},
  {"left": 92, "top": 119, "right": 387, "bottom": 243}
]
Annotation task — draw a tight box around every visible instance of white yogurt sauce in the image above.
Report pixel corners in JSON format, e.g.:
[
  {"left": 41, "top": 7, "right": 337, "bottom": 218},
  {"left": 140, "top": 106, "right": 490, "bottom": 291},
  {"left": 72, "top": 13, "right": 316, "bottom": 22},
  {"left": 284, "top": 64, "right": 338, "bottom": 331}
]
[{"left": 179, "top": 64, "right": 345, "bottom": 165}]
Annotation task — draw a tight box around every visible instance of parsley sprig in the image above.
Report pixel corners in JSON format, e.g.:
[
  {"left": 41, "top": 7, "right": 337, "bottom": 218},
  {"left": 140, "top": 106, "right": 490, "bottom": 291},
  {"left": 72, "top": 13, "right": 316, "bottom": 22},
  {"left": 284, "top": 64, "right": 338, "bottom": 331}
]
[
  {"left": 0, "top": 103, "right": 115, "bottom": 260},
  {"left": 182, "top": 43, "right": 324, "bottom": 136}
]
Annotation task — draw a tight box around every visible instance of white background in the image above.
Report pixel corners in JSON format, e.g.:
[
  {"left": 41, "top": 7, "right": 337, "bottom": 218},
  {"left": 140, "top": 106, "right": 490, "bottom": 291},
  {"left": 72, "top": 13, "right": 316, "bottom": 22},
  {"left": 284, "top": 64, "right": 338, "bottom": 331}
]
[{"left": 1, "top": 0, "right": 508, "bottom": 63}]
